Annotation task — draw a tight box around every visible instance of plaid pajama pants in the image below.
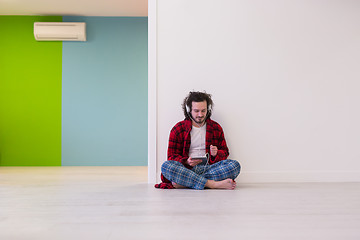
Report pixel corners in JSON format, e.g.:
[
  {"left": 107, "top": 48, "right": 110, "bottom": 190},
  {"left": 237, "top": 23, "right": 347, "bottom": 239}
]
[{"left": 161, "top": 159, "right": 241, "bottom": 190}]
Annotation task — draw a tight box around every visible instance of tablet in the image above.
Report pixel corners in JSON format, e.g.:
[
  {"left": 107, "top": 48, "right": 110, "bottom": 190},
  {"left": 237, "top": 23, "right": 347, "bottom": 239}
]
[{"left": 191, "top": 156, "right": 208, "bottom": 164}]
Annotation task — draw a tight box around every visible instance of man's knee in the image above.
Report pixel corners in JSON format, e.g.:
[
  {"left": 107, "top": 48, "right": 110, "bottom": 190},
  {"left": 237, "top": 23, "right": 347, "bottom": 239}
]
[
  {"left": 161, "top": 160, "right": 179, "bottom": 175},
  {"left": 161, "top": 160, "right": 171, "bottom": 173},
  {"left": 228, "top": 159, "right": 241, "bottom": 178}
]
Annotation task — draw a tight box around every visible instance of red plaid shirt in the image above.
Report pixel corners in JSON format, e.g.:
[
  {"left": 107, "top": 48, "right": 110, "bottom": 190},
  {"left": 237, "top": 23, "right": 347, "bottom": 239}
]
[
  {"left": 155, "top": 118, "right": 230, "bottom": 189},
  {"left": 168, "top": 118, "right": 229, "bottom": 167}
]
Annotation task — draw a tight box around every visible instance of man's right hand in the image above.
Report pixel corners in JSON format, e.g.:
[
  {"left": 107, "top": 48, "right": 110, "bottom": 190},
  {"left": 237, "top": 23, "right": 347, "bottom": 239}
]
[{"left": 187, "top": 157, "right": 202, "bottom": 167}]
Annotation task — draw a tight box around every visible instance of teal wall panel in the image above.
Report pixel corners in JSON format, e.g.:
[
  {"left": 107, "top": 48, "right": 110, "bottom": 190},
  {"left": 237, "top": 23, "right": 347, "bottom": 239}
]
[{"left": 61, "top": 17, "right": 148, "bottom": 166}]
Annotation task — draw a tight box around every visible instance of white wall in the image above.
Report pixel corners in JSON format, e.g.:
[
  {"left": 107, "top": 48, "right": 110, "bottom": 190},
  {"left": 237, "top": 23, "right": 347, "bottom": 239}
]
[{"left": 150, "top": 0, "right": 360, "bottom": 183}]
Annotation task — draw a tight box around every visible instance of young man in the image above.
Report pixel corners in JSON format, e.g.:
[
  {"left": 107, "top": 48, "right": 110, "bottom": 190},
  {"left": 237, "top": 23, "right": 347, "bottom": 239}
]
[{"left": 155, "top": 91, "right": 241, "bottom": 190}]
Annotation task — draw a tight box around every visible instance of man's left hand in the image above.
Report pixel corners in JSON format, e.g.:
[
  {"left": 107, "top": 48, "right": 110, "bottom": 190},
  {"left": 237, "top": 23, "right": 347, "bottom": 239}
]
[{"left": 210, "top": 145, "right": 218, "bottom": 157}]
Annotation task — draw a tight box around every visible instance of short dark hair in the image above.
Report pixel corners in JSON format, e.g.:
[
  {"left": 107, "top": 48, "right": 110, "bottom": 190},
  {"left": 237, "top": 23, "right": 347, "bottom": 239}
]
[{"left": 182, "top": 91, "right": 213, "bottom": 119}]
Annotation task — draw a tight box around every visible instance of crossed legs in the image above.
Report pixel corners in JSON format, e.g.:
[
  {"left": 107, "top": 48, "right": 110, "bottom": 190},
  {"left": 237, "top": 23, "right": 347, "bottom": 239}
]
[{"left": 161, "top": 159, "right": 241, "bottom": 190}]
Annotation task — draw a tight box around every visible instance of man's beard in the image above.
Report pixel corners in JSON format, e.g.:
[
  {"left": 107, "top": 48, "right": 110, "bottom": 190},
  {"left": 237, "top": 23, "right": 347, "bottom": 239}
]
[{"left": 195, "top": 117, "right": 205, "bottom": 124}]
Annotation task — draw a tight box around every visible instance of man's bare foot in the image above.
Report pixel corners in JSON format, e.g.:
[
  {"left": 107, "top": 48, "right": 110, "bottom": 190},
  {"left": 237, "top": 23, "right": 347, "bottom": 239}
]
[
  {"left": 205, "top": 179, "right": 236, "bottom": 190},
  {"left": 172, "top": 182, "right": 187, "bottom": 189}
]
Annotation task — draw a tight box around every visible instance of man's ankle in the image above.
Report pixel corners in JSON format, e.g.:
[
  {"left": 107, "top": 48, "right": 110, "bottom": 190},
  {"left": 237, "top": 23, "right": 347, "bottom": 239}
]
[{"left": 205, "top": 180, "right": 214, "bottom": 189}]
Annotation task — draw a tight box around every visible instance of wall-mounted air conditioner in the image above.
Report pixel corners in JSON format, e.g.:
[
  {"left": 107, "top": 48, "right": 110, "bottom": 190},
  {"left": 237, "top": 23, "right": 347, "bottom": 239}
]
[{"left": 34, "top": 22, "right": 86, "bottom": 41}]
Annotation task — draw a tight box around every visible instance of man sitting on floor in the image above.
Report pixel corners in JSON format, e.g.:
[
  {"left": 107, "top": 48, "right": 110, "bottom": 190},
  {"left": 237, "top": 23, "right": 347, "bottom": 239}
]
[{"left": 155, "top": 91, "right": 241, "bottom": 190}]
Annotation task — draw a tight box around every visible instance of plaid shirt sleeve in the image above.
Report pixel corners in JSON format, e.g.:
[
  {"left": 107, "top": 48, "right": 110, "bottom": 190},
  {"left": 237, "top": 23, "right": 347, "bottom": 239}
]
[
  {"left": 167, "top": 120, "right": 192, "bottom": 167},
  {"left": 206, "top": 119, "right": 229, "bottom": 164}
]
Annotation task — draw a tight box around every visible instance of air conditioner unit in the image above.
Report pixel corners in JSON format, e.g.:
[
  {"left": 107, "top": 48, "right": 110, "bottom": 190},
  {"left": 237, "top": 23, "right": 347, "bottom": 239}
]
[{"left": 34, "top": 22, "right": 86, "bottom": 41}]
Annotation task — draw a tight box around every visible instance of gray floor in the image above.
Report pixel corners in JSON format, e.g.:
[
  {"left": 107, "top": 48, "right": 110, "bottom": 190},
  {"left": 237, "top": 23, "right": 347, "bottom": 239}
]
[{"left": 1, "top": 167, "right": 359, "bottom": 240}]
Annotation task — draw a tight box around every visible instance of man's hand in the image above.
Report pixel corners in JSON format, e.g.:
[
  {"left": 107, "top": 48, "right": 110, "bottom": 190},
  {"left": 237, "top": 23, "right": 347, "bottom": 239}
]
[
  {"left": 210, "top": 145, "right": 218, "bottom": 157},
  {"left": 187, "top": 157, "right": 202, "bottom": 167}
]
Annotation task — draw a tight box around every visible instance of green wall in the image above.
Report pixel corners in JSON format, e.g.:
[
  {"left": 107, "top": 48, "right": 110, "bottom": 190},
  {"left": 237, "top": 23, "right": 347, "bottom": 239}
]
[{"left": 0, "top": 16, "right": 62, "bottom": 166}]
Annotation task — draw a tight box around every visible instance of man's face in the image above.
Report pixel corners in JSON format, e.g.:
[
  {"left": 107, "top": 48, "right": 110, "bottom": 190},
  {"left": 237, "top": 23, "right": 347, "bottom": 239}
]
[{"left": 191, "top": 101, "right": 208, "bottom": 125}]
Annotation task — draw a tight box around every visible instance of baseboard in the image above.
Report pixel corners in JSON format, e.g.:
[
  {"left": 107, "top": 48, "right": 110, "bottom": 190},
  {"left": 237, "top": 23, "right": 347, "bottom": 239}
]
[{"left": 237, "top": 171, "right": 360, "bottom": 183}]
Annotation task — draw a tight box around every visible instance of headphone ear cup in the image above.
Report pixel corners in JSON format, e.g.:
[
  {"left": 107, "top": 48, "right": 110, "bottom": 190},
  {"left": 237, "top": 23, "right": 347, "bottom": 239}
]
[
  {"left": 208, "top": 104, "right": 212, "bottom": 113},
  {"left": 186, "top": 105, "right": 190, "bottom": 113}
]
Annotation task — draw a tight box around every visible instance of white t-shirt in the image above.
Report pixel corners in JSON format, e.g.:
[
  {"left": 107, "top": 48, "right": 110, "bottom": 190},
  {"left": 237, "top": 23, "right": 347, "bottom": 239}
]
[{"left": 189, "top": 124, "right": 206, "bottom": 157}]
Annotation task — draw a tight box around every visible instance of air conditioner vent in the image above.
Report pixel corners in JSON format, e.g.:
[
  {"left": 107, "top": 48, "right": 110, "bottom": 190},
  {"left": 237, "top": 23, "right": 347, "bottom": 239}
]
[{"left": 34, "top": 22, "right": 86, "bottom": 41}]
